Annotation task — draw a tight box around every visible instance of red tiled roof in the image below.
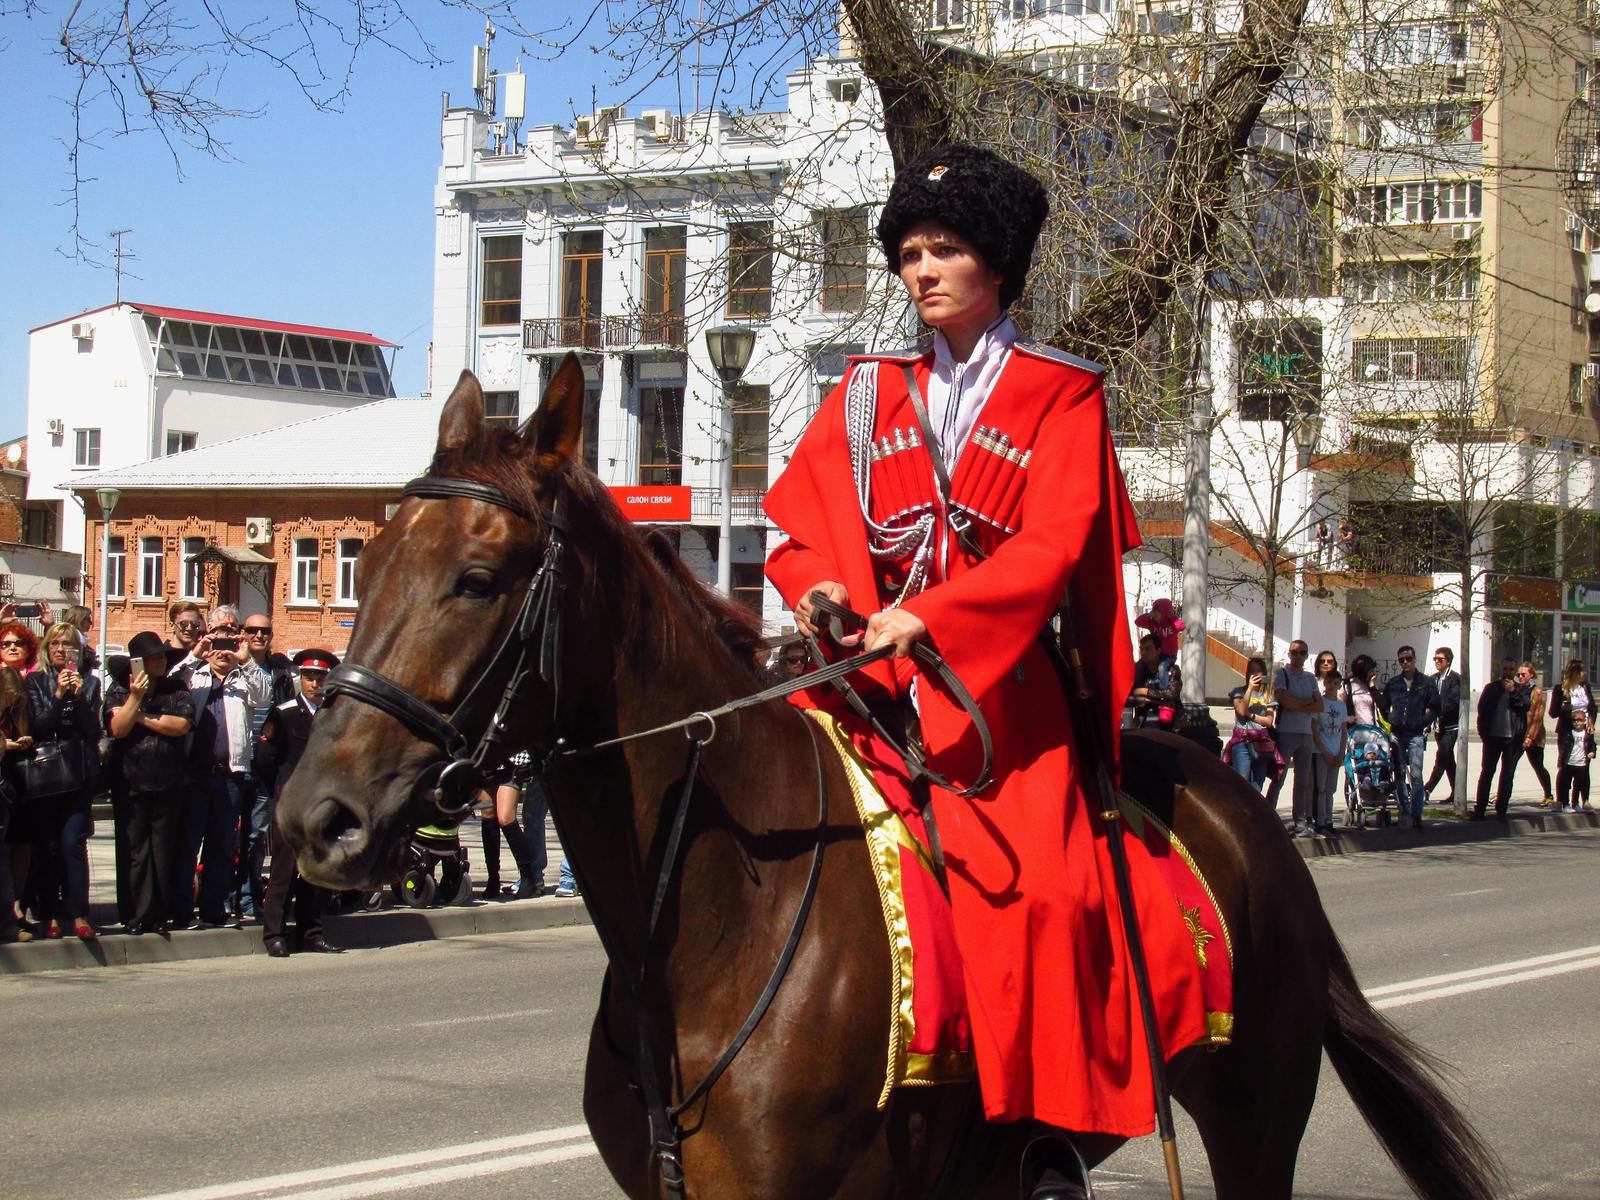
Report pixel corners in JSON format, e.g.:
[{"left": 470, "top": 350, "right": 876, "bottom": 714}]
[{"left": 30, "top": 302, "right": 398, "bottom": 347}]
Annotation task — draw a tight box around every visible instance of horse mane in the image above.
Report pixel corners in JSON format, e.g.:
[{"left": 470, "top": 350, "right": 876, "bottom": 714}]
[{"left": 428, "top": 430, "right": 768, "bottom": 683}]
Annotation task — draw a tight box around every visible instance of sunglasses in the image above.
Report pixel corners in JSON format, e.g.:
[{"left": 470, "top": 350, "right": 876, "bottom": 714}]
[
  {"left": 245, "top": 627, "right": 273, "bottom": 636},
  {"left": 211, "top": 627, "right": 240, "bottom": 635},
  {"left": 176, "top": 621, "right": 205, "bottom": 631},
  {"left": 1398, "top": 655, "right": 1415, "bottom": 662},
  {"left": 0, "top": 640, "right": 26, "bottom": 649}
]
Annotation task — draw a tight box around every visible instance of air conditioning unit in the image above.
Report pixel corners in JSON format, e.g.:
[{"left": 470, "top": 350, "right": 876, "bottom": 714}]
[
  {"left": 639, "top": 108, "right": 673, "bottom": 139},
  {"left": 1452, "top": 223, "right": 1476, "bottom": 241},
  {"left": 573, "top": 116, "right": 597, "bottom": 141},
  {"left": 69, "top": 322, "right": 94, "bottom": 341},
  {"left": 244, "top": 516, "right": 274, "bottom": 546},
  {"left": 45, "top": 419, "right": 64, "bottom": 437}
]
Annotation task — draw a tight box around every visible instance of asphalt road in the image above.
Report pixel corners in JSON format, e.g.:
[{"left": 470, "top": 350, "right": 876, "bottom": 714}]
[{"left": 3, "top": 830, "right": 1598, "bottom": 1200}]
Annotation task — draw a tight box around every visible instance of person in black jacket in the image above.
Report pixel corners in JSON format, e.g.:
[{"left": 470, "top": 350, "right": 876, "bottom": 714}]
[
  {"left": 1423, "top": 647, "right": 1461, "bottom": 806},
  {"left": 1550, "top": 659, "right": 1596, "bottom": 811},
  {"left": 1378, "top": 645, "right": 1440, "bottom": 830},
  {"left": 256, "top": 649, "right": 340, "bottom": 957},
  {"left": 234, "top": 612, "right": 296, "bottom": 923},
  {"left": 107, "top": 632, "right": 195, "bottom": 934},
  {"left": 25, "top": 623, "right": 104, "bottom": 938},
  {"left": 1472, "top": 656, "right": 1531, "bottom": 820}
]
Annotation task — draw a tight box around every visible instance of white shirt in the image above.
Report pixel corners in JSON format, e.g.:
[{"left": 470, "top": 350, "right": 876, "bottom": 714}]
[{"left": 927, "top": 314, "right": 1018, "bottom": 466}]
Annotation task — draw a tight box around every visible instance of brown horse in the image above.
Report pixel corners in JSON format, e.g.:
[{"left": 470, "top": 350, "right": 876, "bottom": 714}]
[{"left": 277, "top": 357, "right": 1504, "bottom": 1200}]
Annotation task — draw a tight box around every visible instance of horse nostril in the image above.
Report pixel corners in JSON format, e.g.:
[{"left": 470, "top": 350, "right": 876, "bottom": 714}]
[{"left": 315, "top": 797, "right": 367, "bottom": 856}]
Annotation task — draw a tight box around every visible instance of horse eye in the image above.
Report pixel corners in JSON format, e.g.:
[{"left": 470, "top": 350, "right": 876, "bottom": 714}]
[{"left": 457, "top": 568, "right": 496, "bottom": 598}]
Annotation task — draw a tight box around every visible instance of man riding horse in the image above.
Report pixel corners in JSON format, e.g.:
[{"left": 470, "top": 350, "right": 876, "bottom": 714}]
[{"left": 764, "top": 144, "right": 1209, "bottom": 1199}]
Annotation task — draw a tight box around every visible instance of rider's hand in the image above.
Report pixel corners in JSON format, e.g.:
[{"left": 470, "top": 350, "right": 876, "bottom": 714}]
[
  {"left": 863, "top": 609, "right": 927, "bottom": 658},
  {"left": 796, "top": 581, "right": 850, "bottom": 640}
]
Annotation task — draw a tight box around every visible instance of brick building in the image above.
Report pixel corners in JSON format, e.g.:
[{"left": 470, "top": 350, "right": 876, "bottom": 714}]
[
  {"left": 0, "top": 435, "right": 83, "bottom": 619},
  {"left": 67, "top": 396, "right": 443, "bottom": 655}
]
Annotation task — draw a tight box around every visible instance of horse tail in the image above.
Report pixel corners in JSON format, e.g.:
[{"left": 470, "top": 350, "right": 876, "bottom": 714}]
[{"left": 1323, "top": 929, "right": 1507, "bottom": 1200}]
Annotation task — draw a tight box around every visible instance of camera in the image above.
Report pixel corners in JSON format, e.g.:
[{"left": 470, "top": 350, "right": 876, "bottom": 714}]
[
  {"left": 12, "top": 603, "right": 41, "bottom": 619},
  {"left": 211, "top": 637, "right": 239, "bottom": 652}
]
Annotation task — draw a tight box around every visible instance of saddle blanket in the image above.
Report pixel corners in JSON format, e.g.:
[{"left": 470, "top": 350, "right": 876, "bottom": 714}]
[{"left": 806, "top": 708, "right": 1235, "bottom": 1110}]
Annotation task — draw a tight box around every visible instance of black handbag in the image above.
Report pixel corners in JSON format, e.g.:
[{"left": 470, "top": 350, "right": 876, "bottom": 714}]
[{"left": 22, "top": 737, "right": 88, "bottom": 800}]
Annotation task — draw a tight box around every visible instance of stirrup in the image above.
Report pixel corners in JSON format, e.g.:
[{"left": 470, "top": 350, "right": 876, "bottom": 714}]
[{"left": 1019, "top": 1134, "right": 1095, "bottom": 1200}]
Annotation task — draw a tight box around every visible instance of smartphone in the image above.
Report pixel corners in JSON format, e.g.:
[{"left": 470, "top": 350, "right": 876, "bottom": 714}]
[
  {"left": 211, "top": 637, "right": 239, "bottom": 652},
  {"left": 12, "top": 603, "right": 40, "bottom": 619}
]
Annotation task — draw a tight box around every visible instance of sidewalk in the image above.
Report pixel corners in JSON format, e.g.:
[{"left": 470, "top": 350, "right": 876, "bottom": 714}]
[{"left": 4, "top": 731, "right": 1594, "bottom": 974}]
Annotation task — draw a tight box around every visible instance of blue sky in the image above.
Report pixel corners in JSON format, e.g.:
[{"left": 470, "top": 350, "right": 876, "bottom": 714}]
[{"left": 0, "top": 5, "right": 736, "bottom": 439}]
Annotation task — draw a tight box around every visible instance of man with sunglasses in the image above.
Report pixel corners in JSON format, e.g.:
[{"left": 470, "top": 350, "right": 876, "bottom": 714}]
[
  {"left": 167, "top": 601, "right": 206, "bottom": 672},
  {"left": 236, "top": 614, "right": 294, "bottom": 921},
  {"left": 1379, "top": 645, "right": 1440, "bottom": 831}
]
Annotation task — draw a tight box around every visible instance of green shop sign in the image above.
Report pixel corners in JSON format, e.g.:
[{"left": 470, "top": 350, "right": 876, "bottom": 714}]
[{"left": 1566, "top": 581, "right": 1600, "bottom": 613}]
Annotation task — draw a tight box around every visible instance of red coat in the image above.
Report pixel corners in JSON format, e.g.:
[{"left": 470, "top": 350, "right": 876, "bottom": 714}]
[{"left": 765, "top": 344, "right": 1208, "bottom": 1135}]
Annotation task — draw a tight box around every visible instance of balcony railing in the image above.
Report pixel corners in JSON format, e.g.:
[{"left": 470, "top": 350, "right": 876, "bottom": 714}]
[
  {"left": 522, "top": 316, "right": 603, "bottom": 352},
  {"left": 606, "top": 313, "right": 686, "bottom": 349},
  {"left": 691, "top": 488, "right": 767, "bottom": 523}
]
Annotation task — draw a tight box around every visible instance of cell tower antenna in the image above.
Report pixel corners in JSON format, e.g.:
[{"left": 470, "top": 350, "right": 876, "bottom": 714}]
[{"left": 108, "top": 229, "right": 136, "bottom": 305}]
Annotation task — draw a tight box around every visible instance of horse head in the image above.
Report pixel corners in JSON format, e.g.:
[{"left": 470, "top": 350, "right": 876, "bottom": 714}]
[{"left": 276, "top": 355, "right": 589, "bottom": 888}]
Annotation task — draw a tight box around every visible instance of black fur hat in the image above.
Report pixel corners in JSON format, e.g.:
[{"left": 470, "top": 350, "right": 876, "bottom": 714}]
[{"left": 876, "top": 143, "right": 1049, "bottom": 308}]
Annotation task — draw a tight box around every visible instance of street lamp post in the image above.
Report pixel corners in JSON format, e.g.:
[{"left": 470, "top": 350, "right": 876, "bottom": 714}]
[
  {"left": 1286, "top": 410, "right": 1323, "bottom": 643},
  {"left": 703, "top": 325, "right": 757, "bottom": 597},
  {"left": 94, "top": 487, "right": 120, "bottom": 671}
]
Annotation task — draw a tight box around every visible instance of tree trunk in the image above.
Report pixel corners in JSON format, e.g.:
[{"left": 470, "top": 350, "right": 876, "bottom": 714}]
[
  {"left": 1456, "top": 584, "right": 1472, "bottom": 818},
  {"left": 1262, "top": 562, "right": 1278, "bottom": 663}
]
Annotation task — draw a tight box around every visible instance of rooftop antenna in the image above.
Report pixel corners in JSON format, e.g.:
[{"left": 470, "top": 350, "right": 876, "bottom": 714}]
[
  {"left": 472, "top": 21, "right": 497, "bottom": 117},
  {"left": 108, "top": 229, "right": 136, "bottom": 305}
]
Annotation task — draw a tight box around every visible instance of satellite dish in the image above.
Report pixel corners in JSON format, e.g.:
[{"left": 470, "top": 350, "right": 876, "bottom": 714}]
[
  {"left": 5, "top": 443, "right": 19, "bottom": 464},
  {"left": 1584, "top": 291, "right": 1600, "bottom": 315}
]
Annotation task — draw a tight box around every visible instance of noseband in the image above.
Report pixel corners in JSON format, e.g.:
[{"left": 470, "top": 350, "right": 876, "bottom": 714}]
[{"left": 321, "top": 475, "right": 568, "bottom": 818}]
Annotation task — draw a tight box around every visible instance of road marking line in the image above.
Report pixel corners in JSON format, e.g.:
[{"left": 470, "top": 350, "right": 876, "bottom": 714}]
[
  {"left": 1363, "top": 943, "right": 1600, "bottom": 997},
  {"left": 122, "top": 1124, "right": 592, "bottom": 1200},
  {"left": 269, "top": 1142, "right": 599, "bottom": 1199},
  {"left": 1442, "top": 887, "right": 1501, "bottom": 897},
  {"left": 407, "top": 1007, "right": 549, "bottom": 1028},
  {"left": 1372, "top": 955, "right": 1600, "bottom": 1010}
]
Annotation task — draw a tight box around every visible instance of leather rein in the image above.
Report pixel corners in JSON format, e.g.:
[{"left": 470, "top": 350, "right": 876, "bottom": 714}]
[{"left": 318, "top": 471, "right": 993, "bottom": 1197}]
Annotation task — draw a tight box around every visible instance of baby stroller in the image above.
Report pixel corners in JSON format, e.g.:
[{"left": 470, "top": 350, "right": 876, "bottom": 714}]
[
  {"left": 1343, "top": 724, "right": 1398, "bottom": 828},
  {"left": 393, "top": 820, "right": 474, "bottom": 907}
]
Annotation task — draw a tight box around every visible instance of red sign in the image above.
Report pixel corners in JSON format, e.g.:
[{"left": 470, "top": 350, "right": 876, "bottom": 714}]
[{"left": 608, "top": 486, "right": 691, "bottom": 522}]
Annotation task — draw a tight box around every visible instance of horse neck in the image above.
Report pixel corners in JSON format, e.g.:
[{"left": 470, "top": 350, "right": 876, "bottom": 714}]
[{"left": 547, "top": 578, "right": 818, "bottom": 985}]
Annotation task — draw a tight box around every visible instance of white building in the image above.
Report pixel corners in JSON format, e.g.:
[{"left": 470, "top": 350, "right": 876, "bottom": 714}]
[
  {"left": 429, "top": 12, "right": 1600, "bottom": 694},
  {"left": 26, "top": 302, "right": 398, "bottom": 558}
]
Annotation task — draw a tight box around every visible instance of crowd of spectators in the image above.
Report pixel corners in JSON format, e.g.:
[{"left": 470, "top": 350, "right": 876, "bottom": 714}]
[
  {"left": 0, "top": 599, "right": 564, "bottom": 948},
  {"left": 1214, "top": 636, "right": 1595, "bottom": 836}
]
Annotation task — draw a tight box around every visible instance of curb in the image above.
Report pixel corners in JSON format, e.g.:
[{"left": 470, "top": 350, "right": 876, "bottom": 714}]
[
  {"left": 0, "top": 896, "right": 592, "bottom": 976},
  {"left": 1292, "top": 807, "right": 1599, "bottom": 858}
]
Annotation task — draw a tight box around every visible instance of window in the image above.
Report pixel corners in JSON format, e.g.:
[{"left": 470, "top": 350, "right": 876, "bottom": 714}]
[
  {"left": 644, "top": 227, "right": 687, "bottom": 341},
  {"left": 139, "top": 536, "right": 163, "bottom": 599},
  {"left": 727, "top": 222, "right": 774, "bottom": 318},
  {"left": 818, "top": 207, "right": 870, "bottom": 313},
  {"left": 1344, "top": 180, "right": 1482, "bottom": 227},
  {"left": 143, "top": 317, "right": 393, "bottom": 398},
  {"left": 106, "top": 536, "right": 126, "bottom": 598},
  {"left": 731, "top": 384, "right": 770, "bottom": 489},
  {"left": 480, "top": 234, "right": 522, "bottom": 326},
  {"left": 73, "top": 428, "right": 100, "bottom": 468},
  {"left": 638, "top": 386, "right": 684, "bottom": 484},
  {"left": 1341, "top": 258, "right": 1478, "bottom": 303},
  {"left": 483, "top": 392, "right": 519, "bottom": 428},
  {"left": 1572, "top": 364, "right": 1588, "bottom": 413},
  {"left": 20, "top": 505, "right": 56, "bottom": 548},
  {"left": 337, "top": 538, "right": 363, "bottom": 604},
  {"left": 293, "top": 538, "right": 321, "bottom": 603},
  {"left": 924, "top": 0, "right": 967, "bottom": 29},
  {"left": 166, "top": 431, "right": 197, "bottom": 455},
  {"left": 562, "top": 230, "right": 605, "bottom": 338},
  {"left": 1350, "top": 337, "right": 1470, "bottom": 382},
  {"left": 181, "top": 537, "right": 206, "bottom": 599}
]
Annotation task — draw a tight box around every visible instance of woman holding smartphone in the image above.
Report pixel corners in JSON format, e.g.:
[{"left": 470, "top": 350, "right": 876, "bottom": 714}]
[
  {"left": 1224, "top": 655, "right": 1279, "bottom": 790},
  {"left": 26, "top": 623, "right": 103, "bottom": 938}
]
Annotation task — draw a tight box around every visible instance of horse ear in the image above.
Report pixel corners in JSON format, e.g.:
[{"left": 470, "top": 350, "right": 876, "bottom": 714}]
[
  {"left": 437, "top": 370, "right": 486, "bottom": 452},
  {"left": 527, "top": 352, "right": 584, "bottom": 464}
]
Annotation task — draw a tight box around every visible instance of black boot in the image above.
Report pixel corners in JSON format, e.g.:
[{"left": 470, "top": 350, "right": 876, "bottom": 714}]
[{"left": 1020, "top": 1136, "right": 1092, "bottom": 1200}]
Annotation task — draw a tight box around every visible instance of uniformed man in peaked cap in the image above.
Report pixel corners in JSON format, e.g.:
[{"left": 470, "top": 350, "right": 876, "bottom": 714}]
[{"left": 257, "top": 649, "right": 341, "bottom": 957}]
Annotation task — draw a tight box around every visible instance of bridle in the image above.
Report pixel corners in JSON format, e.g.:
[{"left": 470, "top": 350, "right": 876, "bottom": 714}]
[
  {"left": 319, "top": 469, "right": 993, "bottom": 1198},
  {"left": 321, "top": 475, "right": 569, "bottom": 818}
]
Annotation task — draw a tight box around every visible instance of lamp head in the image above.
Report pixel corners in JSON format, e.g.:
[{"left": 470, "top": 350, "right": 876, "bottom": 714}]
[
  {"left": 95, "top": 487, "right": 121, "bottom": 516},
  {"left": 704, "top": 325, "right": 756, "bottom": 386}
]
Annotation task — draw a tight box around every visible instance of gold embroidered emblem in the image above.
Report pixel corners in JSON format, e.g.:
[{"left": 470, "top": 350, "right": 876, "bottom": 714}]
[
  {"left": 1181, "top": 901, "right": 1215, "bottom": 970},
  {"left": 928, "top": 164, "right": 949, "bottom": 181}
]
